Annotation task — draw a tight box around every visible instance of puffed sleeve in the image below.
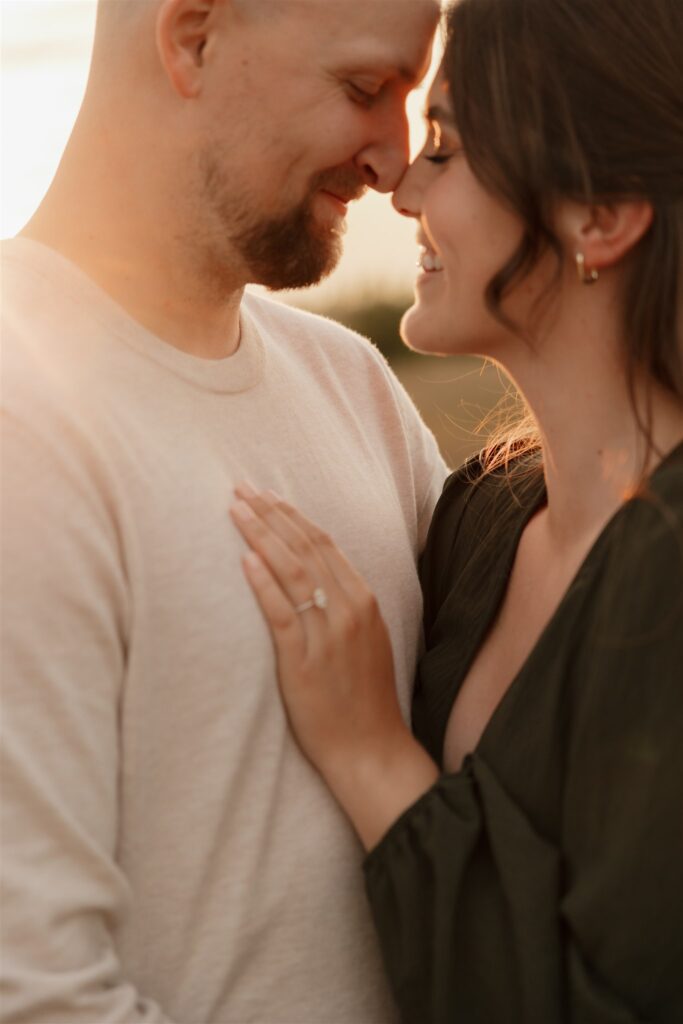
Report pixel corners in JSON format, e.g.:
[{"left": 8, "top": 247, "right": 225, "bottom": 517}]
[
  {"left": 364, "top": 482, "right": 683, "bottom": 1024},
  {"left": 364, "top": 757, "right": 566, "bottom": 1023}
]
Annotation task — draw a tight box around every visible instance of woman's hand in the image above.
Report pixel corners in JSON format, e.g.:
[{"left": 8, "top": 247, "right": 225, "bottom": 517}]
[{"left": 229, "top": 482, "right": 439, "bottom": 850}]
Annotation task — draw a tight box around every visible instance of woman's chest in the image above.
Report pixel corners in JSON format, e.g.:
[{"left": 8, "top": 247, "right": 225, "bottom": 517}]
[{"left": 442, "top": 524, "right": 587, "bottom": 773}]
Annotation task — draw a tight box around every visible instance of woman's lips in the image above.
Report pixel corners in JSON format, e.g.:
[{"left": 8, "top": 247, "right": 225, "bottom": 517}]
[{"left": 417, "top": 245, "right": 444, "bottom": 272}]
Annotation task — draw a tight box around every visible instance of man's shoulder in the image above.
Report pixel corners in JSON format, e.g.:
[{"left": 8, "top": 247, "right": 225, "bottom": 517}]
[
  {"left": 1, "top": 242, "right": 55, "bottom": 393},
  {"left": 243, "top": 290, "right": 388, "bottom": 366},
  {"left": 1, "top": 237, "right": 87, "bottom": 361},
  {"left": 1, "top": 238, "right": 44, "bottom": 322},
  {"left": 243, "top": 290, "right": 445, "bottom": 495},
  {"left": 0, "top": 239, "right": 121, "bottom": 440}
]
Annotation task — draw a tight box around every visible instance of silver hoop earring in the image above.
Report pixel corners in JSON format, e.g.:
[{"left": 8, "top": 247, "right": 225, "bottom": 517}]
[{"left": 576, "top": 251, "right": 599, "bottom": 284}]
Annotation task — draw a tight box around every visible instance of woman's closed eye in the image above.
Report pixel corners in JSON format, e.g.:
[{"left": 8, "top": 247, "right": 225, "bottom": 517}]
[{"left": 422, "top": 115, "right": 462, "bottom": 165}]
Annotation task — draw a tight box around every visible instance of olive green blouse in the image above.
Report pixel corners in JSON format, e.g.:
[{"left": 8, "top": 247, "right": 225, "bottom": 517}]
[{"left": 364, "top": 444, "right": 683, "bottom": 1024}]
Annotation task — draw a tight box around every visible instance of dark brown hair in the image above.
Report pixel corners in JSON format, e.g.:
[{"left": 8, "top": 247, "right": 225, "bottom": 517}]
[{"left": 443, "top": 0, "right": 683, "bottom": 470}]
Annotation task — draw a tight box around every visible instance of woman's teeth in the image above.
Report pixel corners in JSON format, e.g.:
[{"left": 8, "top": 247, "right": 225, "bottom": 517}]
[{"left": 417, "top": 246, "right": 444, "bottom": 272}]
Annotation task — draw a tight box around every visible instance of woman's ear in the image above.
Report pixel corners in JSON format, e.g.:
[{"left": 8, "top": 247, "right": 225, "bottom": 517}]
[
  {"left": 156, "top": 0, "right": 219, "bottom": 98},
  {"left": 557, "top": 198, "right": 654, "bottom": 274}
]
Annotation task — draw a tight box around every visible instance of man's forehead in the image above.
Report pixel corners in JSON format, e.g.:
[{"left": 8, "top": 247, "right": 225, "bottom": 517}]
[
  {"left": 296, "top": 0, "right": 440, "bottom": 28},
  {"left": 296, "top": 0, "right": 440, "bottom": 79},
  {"left": 280, "top": 0, "right": 439, "bottom": 10}
]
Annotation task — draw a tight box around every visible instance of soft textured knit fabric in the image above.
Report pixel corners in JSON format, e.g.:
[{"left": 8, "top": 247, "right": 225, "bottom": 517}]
[{"left": 0, "top": 238, "right": 447, "bottom": 1024}]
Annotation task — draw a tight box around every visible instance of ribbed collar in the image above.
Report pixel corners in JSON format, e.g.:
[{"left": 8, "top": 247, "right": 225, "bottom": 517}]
[{"left": 2, "top": 237, "right": 266, "bottom": 395}]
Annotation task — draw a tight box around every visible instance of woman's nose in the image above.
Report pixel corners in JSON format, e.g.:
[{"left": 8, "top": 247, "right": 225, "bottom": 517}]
[{"left": 392, "top": 161, "right": 422, "bottom": 219}]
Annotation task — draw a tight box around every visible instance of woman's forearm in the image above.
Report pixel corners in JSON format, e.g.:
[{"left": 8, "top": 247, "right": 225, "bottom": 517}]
[{"left": 321, "top": 730, "right": 440, "bottom": 851}]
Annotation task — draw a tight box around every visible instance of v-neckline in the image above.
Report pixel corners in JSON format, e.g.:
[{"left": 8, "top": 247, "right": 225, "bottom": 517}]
[
  {"left": 440, "top": 438, "right": 683, "bottom": 771},
  {"left": 439, "top": 484, "right": 545, "bottom": 769}
]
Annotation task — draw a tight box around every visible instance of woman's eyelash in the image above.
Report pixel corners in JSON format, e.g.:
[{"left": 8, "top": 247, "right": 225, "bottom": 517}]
[{"left": 425, "top": 154, "right": 451, "bottom": 164}]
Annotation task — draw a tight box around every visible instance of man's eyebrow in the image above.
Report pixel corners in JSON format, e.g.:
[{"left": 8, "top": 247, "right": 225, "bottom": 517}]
[
  {"left": 397, "top": 64, "right": 425, "bottom": 85},
  {"left": 341, "top": 59, "right": 425, "bottom": 87}
]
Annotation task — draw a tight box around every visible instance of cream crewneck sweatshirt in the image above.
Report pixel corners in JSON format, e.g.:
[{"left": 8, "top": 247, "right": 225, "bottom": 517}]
[{"left": 0, "top": 238, "right": 446, "bottom": 1024}]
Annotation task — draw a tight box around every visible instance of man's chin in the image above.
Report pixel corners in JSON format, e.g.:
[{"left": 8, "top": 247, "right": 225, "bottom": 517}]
[
  {"left": 255, "top": 237, "right": 343, "bottom": 292},
  {"left": 233, "top": 189, "right": 352, "bottom": 290}
]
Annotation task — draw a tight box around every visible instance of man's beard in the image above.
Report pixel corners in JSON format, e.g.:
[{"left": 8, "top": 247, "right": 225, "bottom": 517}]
[
  {"left": 235, "top": 189, "right": 341, "bottom": 291},
  {"left": 201, "top": 155, "right": 366, "bottom": 290}
]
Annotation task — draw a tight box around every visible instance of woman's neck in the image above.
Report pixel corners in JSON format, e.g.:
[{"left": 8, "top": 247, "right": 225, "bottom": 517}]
[{"left": 498, "top": 310, "right": 683, "bottom": 552}]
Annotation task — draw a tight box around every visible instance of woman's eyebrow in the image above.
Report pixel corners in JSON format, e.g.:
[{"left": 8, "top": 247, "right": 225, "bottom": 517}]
[{"left": 423, "top": 103, "right": 456, "bottom": 126}]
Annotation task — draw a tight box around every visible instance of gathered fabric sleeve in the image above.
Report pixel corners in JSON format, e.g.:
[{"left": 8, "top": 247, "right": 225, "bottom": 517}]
[
  {"left": 364, "top": 757, "right": 566, "bottom": 1024},
  {"left": 364, "top": 485, "right": 683, "bottom": 1024},
  {"left": 0, "top": 411, "right": 177, "bottom": 1023}
]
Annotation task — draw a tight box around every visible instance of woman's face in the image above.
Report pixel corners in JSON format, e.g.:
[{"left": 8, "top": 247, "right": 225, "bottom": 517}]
[{"left": 393, "top": 66, "right": 530, "bottom": 358}]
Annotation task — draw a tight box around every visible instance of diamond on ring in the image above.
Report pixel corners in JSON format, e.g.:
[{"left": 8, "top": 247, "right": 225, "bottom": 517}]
[{"left": 294, "top": 587, "right": 328, "bottom": 614}]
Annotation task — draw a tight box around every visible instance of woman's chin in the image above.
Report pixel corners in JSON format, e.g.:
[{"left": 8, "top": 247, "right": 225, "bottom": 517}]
[{"left": 400, "top": 303, "right": 452, "bottom": 356}]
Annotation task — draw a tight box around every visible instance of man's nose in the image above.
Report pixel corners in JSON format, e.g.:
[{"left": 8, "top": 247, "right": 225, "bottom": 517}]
[{"left": 354, "top": 107, "right": 411, "bottom": 194}]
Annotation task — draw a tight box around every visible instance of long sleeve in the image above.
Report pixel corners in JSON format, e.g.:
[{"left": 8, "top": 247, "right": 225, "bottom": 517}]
[
  {"left": 0, "top": 412, "right": 177, "bottom": 1023},
  {"left": 364, "top": 481, "right": 683, "bottom": 1024},
  {"left": 364, "top": 758, "right": 567, "bottom": 1023}
]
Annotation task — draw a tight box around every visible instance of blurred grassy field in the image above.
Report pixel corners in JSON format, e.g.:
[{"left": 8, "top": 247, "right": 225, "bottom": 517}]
[{"left": 392, "top": 354, "right": 515, "bottom": 470}]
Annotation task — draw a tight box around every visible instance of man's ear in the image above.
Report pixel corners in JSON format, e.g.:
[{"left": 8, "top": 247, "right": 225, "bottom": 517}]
[
  {"left": 156, "top": 0, "right": 220, "bottom": 98},
  {"left": 557, "top": 198, "right": 654, "bottom": 274}
]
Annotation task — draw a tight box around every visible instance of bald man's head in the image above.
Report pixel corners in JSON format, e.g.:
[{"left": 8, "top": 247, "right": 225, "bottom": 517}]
[
  {"left": 94, "top": 0, "right": 285, "bottom": 34},
  {"left": 94, "top": 0, "right": 151, "bottom": 30},
  {"left": 83, "top": 0, "right": 439, "bottom": 290}
]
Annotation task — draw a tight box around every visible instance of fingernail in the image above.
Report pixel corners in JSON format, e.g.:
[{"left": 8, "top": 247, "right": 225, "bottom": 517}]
[
  {"left": 231, "top": 500, "right": 255, "bottom": 521},
  {"left": 244, "top": 551, "right": 262, "bottom": 569},
  {"left": 235, "top": 480, "right": 257, "bottom": 498},
  {"left": 263, "top": 489, "right": 281, "bottom": 505}
]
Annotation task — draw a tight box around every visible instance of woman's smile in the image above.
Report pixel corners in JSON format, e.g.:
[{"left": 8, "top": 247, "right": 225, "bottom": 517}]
[{"left": 416, "top": 243, "right": 444, "bottom": 275}]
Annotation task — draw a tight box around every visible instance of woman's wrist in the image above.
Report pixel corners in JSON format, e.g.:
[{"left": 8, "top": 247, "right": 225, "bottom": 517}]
[{"left": 321, "top": 728, "right": 440, "bottom": 852}]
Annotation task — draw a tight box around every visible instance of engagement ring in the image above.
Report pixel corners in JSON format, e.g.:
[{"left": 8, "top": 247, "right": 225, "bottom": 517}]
[{"left": 294, "top": 588, "right": 328, "bottom": 614}]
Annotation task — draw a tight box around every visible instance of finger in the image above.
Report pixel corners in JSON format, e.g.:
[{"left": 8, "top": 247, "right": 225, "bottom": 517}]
[
  {"left": 230, "top": 500, "right": 326, "bottom": 611},
  {"left": 234, "top": 481, "right": 359, "bottom": 591},
  {"left": 262, "top": 492, "right": 365, "bottom": 596},
  {"left": 234, "top": 484, "right": 347, "bottom": 602},
  {"left": 235, "top": 495, "right": 379, "bottom": 669},
  {"left": 236, "top": 485, "right": 323, "bottom": 564},
  {"left": 242, "top": 551, "right": 305, "bottom": 660},
  {"left": 252, "top": 496, "right": 388, "bottom": 667}
]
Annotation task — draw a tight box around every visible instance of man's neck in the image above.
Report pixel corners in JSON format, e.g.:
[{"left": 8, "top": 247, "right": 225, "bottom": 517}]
[{"left": 21, "top": 130, "right": 245, "bottom": 361}]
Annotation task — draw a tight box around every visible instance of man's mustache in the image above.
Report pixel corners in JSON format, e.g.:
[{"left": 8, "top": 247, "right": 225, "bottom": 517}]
[{"left": 313, "top": 167, "right": 368, "bottom": 205}]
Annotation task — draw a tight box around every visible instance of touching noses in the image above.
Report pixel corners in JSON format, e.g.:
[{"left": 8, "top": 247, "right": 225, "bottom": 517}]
[
  {"left": 353, "top": 103, "right": 411, "bottom": 194},
  {"left": 392, "top": 160, "right": 423, "bottom": 219}
]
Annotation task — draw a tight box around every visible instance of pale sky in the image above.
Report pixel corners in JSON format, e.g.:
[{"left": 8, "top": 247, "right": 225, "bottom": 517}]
[{"left": 1, "top": 1, "right": 439, "bottom": 308}]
